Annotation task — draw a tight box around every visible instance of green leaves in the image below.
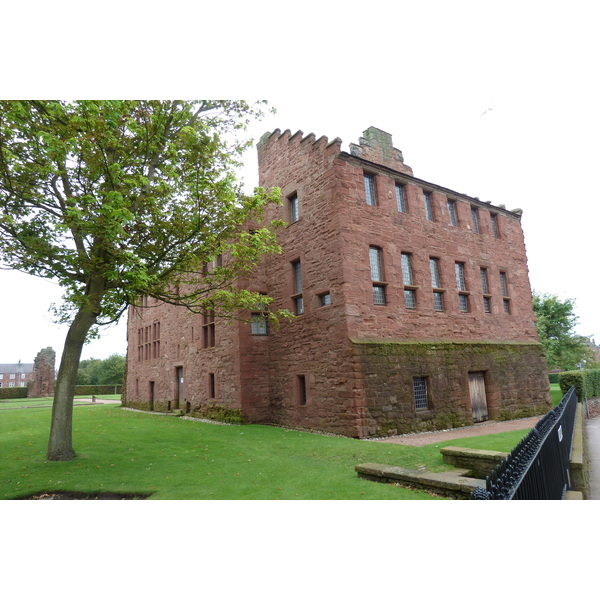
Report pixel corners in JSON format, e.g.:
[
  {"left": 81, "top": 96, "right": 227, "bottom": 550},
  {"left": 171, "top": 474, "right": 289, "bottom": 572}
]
[{"left": 1, "top": 100, "right": 283, "bottom": 327}]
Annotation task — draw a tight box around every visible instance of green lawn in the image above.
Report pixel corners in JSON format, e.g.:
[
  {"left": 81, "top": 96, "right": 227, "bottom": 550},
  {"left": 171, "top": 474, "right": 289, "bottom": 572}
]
[
  {"left": 550, "top": 383, "right": 563, "bottom": 407},
  {"left": 0, "top": 403, "right": 532, "bottom": 500}
]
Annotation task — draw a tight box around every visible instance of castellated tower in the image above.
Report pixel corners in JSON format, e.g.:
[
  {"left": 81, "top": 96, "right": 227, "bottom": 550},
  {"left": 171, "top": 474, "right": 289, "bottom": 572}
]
[{"left": 123, "top": 126, "right": 550, "bottom": 438}]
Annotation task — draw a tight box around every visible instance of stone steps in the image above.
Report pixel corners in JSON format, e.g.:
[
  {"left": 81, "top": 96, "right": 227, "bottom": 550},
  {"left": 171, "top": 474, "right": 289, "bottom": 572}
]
[{"left": 355, "top": 462, "right": 485, "bottom": 499}]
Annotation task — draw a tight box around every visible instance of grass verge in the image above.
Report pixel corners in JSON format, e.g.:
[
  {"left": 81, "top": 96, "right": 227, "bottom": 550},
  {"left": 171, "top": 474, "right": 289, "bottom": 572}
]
[{"left": 1, "top": 402, "right": 534, "bottom": 500}]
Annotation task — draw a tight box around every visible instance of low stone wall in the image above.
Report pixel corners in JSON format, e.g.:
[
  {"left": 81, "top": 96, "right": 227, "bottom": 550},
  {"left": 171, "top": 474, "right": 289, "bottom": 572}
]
[{"left": 440, "top": 446, "right": 507, "bottom": 479}]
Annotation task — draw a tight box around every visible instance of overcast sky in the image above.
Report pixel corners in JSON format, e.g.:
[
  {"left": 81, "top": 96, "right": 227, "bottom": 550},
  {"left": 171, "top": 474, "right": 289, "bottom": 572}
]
[{"left": 2, "top": 1, "right": 599, "bottom": 369}]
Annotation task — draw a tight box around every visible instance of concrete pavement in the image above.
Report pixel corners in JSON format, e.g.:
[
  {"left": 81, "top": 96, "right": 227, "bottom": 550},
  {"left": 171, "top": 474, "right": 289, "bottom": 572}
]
[{"left": 585, "top": 415, "right": 600, "bottom": 499}]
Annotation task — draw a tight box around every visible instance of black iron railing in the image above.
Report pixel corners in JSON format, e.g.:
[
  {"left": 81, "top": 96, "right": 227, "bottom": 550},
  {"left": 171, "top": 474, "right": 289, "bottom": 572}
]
[{"left": 470, "top": 386, "right": 578, "bottom": 500}]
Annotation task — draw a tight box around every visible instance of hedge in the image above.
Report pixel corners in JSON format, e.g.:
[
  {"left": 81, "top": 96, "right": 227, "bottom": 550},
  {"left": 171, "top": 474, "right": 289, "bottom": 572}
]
[
  {"left": 548, "top": 373, "right": 560, "bottom": 384},
  {"left": 74, "top": 385, "right": 122, "bottom": 396},
  {"left": 0, "top": 386, "right": 28, "bottom": 400},
  {"left": 559, "top": 369, "right": 600, "bottom": 400}
]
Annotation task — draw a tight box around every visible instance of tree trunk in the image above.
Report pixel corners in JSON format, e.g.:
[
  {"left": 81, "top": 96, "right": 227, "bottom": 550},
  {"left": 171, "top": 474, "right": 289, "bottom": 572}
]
[{"left": 47, "top": 306, "right": 98, "bottom": 461}]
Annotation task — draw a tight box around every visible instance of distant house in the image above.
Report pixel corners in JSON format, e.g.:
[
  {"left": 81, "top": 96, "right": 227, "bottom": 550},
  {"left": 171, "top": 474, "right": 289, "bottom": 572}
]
[{"left": 0, "top": 361, "right": 34, "bottom": 388}]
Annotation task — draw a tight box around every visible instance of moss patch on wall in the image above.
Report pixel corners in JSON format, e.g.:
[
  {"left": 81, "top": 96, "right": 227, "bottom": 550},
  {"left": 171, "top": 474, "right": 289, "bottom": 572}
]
[
  {"left": 352, "top": 339, "right": 550, "bottom": 437},
  {"left": 191, "top": 403, "right": 243, "bottom": 424}
]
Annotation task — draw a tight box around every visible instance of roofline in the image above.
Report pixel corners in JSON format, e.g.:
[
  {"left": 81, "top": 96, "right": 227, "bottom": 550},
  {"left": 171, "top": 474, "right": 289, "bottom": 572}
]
[{"left": 339, "top": 151, "right": 521, "bottom": 219}]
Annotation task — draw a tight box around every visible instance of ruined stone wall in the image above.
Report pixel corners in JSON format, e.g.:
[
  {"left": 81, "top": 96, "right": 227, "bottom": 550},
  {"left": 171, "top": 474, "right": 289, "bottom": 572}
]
[{"left": 28, "top": 347, "right": 55, "bottom": 398}]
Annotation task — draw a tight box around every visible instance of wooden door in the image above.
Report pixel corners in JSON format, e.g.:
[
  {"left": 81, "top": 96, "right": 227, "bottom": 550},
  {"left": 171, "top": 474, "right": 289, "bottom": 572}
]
[
  {"left": 469, "top": 372, "right": 488, "bottom": 423},
  {"left": 149, "top": 381, "right": 155, "bottom": 411}
]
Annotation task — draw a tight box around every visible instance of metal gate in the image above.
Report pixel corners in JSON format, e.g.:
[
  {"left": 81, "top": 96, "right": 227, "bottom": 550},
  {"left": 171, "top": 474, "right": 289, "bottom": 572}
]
[{"left": 469, "top": 372, "right": 488, "bottom": 423}]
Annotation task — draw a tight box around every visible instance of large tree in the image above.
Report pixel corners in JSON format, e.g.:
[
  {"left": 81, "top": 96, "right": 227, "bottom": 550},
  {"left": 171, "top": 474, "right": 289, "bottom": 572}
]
[
  {"left": 0, "top": 100, "right": 284, "bottom": 461},
  {"left": 532, "top": 292, "right": 595, "bottom": 371}
]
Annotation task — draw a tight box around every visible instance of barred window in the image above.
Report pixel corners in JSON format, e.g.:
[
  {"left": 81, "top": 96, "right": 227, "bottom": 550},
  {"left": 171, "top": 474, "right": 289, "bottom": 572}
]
[
  {"left": 373, "top": 285, "right": 386, "bottom": 306},
  {"left": 503, "top": 299, "right": 511, "bottom": 315},
  {"left": 404, "top": 289, "right": 417, "bottom": 309},
  {"left": 413, "top": 377, "right": 428, "bottom": 411},
  {"left": 395, "top": 182, "right": 407, "bottom": 212},
  {"left": 459, "top": 294, "right": 469, "bottom": 313},
  {"left": 471, "top": 206, "right": 480, "bottom": 233},
  {"left": 251, "top": 314, "right": 268, "bottom": 335},
  {"left": 484, "top": 297, "right": 492, "bottom": 313},
  {"left": 424, "top": 192, "right": 434, "bottom": 221},
  {"left": 433, "top": 291, "right": 444, "bottom": 312},
  {"left": 364, "top": 173, "right": 377, "bottom": 206},
  {"left": 448, "top": 200, "right": 457, "bottom": 226}
]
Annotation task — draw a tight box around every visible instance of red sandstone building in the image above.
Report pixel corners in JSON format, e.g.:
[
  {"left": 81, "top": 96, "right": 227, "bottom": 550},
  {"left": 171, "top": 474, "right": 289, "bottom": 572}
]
[{"left": 123, "top": 127, "right": 550, "bottom": 437}]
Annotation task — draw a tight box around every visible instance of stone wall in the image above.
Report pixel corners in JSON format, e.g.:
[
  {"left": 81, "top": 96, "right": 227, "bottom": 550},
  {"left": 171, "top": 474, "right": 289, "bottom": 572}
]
[
  {"left": 352, "top": 340, "right": 550, "bottom": 437},
  {"left": 28, "top": 347, "right": 55, "bottom": 398}
]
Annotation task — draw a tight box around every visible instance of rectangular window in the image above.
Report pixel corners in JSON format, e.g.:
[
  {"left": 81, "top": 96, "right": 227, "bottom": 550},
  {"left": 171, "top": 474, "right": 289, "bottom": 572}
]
[
  {"left": 401, "top": 253, "right": 413, "bottom": 286},
  {"left": 491, "top": 213, "right": 499, "bottom": 238},
  {"left": 429, "top": 258, "right": 441, "bottom": 289},
  {"left": 9, "top": 373, "right": 15, "bottom": 379},
  {"left": 500, "top": 271, "right": 508, "bottom": 297},
  {"left": 152, "top": 321, "right": 161, "bottom": 359},
  {"left": 395, "top": 182, "right": 407, "bottom": 212},
  {"left": 448, "top": 200, "right": 457, "bottom": 226},
  {"left": 319, "top": 292, "right": 331, "bottom": 306},
  {"left": 401, "top": 252, "right": 417, "bottom": 309},
  {"left": 483, "top": 297, "right": 492, "bottom": 313},
  {"left": 413, "top": 377, "right": 428, "bottom": 411},
  {"left": 455, "top": 262, "right": 466, "bottom": 291},
  {"left": 251, "top": 314, "right": 268, "bottom": 335},
  {"left": 430, "top": 258, "right": 443, "bottom": 312},
  {"left": 208, "top": 373, "right": 215, "bottom": 399},
  {"left": 292, "top": 260, "right": 304, "bottom": 315},
  {"left": 369, "top": 247, "right": 386, "bottom": 305},
  {"left": 424, "top": 192, "right": 434, "bottom": 221},
  {"left": 297, "top": 375, "right": 307, "bottom": 406},
  {"left": 364, "top": 173, "right": 376, "bottom": 206},
  {"left": 203, "top": 310, "right": 216, "bottom": 348},
  {"left": 480, "top": 268, "right": 489, "bottom": 294},
  {"left": 471, "top": 206, "right": 480, "bottom": 233},
  {"left": 500, "top": 271, "right": 510, "bottom": 314},
  {"left": 289, "top": 193, "right": 299, "bottom": 223},
  {"left": 403, "top": 289, "right": 416, "bottom": 309},
  {"left": 459, "top": 294, "right": 469, "bottom": 313},
  {"left": 481, "top": 268, "right": 491, "bottom": 313}
]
